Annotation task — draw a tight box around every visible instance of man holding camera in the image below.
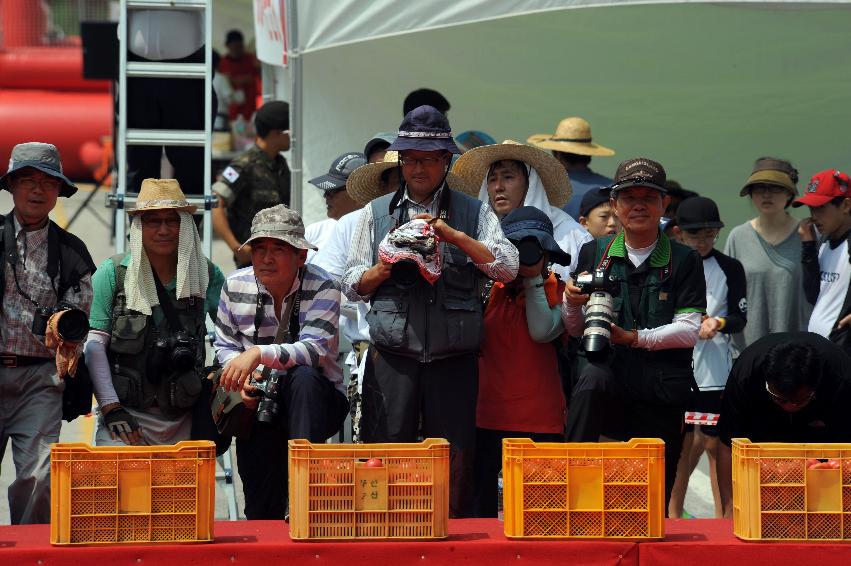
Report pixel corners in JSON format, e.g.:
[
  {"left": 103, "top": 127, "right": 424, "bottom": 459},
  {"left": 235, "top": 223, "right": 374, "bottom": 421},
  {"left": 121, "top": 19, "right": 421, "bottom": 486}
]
[
  {"left": 342, "top": 106, "right": 519, "bottom": 518},
  {"left": 0, "top": 142, "right": 95, "bottom": 524},
  {"left": 84, "top": 179, "right": 225, "bottom": 447},
  {"left": 215, "top": 205, "right": 348, "bottom": 520},
  {"left": 564, "top": 158, "right": 706, "bottom": 505}
]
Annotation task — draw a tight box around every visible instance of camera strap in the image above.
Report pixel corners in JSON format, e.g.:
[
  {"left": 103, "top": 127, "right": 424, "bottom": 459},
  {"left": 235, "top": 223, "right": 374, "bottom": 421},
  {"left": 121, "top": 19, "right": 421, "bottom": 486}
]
[
  {"left": 3, "top": 213, "right": 57, "bottom": 308},
  {"left": 254, "top": 269, "right": 303, "bottom": 381},
  {"left": 151, "top": 270, "right": 185, "bottom": 334}
]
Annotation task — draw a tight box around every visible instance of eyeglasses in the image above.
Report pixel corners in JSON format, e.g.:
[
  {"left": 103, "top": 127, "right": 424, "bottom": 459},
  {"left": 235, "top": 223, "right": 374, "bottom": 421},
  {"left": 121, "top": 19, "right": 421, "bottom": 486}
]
[
  {"left": 399, "top": 155, "right": 445, "bottom": 168},
  {"left": 750, "top": 185, "right": 788, "bottom": 196},
  {"left": 683, "top": 231, "right": 719, "bottom": 244},
  {"left": 279, "top": 130, "right": 290, "bottom": 136},
  {"left": 765, "top": 381, "right": 815, "bottom": 408},
  {"left": 141, "top": 216, "right": 181, "bottom": 229},
  {"left": 14, "top": 176, "right": 62, "bottom": 191}
]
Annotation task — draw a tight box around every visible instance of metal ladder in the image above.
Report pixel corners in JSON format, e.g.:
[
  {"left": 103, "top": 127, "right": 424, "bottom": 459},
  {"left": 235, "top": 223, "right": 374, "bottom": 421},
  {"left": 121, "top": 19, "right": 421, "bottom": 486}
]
[{"left": 111, "top": 0, "right": 215, "bottom": 258}]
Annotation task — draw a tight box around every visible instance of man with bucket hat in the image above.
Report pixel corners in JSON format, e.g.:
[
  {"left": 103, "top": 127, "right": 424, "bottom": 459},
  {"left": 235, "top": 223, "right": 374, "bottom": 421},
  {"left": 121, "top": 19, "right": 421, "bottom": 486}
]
[
  {"left": 563, "top": 158, "right": 706, "bottom": 507},
  {"left": 215, "top": 205, "right": 348, "bottom": 520},
  {"left": 84, "top": 179, "right": 225, "bottom": 448},
  {"left": 343, "top": 106, "right": 518, "bottom": 517},
  {"left": 0, "top": 142, "right": 96, "bottom": 524},
  {"left": 528, "top": 116, "right": 616, "bottom": 221}
]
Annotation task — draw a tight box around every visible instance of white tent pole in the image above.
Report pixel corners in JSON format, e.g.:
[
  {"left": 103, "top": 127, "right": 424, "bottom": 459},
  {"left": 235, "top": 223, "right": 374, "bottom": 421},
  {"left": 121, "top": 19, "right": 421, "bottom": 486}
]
[{"left": 286, "top": 0, "right": 303, "bottom": 214}]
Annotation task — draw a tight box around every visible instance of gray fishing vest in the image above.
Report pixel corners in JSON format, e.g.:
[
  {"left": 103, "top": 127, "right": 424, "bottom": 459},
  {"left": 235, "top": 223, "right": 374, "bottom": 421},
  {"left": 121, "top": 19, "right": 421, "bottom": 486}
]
[{"left": 366, "top": 188, "right": 485, "bottom": 362}]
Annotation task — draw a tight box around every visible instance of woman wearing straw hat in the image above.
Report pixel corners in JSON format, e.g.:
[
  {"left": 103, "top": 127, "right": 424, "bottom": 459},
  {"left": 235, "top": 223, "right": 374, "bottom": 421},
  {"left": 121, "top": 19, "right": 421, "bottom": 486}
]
[
  {"left": 453, "top": 140, "right": 593, "bottom": 282},
  {"left": 527, "top": 116, "right": 616, "bottom": 221},
  {"left": 723, "top": 158, "right": 810, "bottom": 353},
  {"left": 84, "top": 179, "right": 225, "bottom": 446}
]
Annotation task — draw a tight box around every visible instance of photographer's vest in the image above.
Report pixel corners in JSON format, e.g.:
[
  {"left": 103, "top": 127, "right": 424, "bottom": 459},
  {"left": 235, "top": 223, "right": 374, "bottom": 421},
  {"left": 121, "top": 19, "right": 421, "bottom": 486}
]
[
  {"left": 593, "top": 231, "right": 697, "bottom": 365},
  {"left": 107, "top": 254, "right": 208, "bottom": 417},
  {"left": 367, "top": 187, "right": 485, "bottom": 362}
]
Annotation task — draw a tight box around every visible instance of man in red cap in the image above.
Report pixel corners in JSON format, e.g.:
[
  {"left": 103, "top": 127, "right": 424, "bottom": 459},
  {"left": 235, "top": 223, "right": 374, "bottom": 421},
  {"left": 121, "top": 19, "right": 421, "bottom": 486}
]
[{"left": 796, "top": 169, "right": 851, "bottom": 351}]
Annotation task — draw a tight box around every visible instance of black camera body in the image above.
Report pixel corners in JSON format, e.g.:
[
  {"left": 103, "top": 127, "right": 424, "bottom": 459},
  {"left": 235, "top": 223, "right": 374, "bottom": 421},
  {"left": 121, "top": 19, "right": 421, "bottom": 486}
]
[
  {"left": 247, "top": 373, "right": 282, "bottom": 424},
  {"left": 575, "top": 269, "right": 621, "bottom": 359},
  {"left": 31, "top": 303, "right": 89, "bottom": 341},
  {"left": 516, "top": 237, "right": 544, "bottom": 267},
  {"left": 153, "top": 330, "right": 198, "bottom": 374}
]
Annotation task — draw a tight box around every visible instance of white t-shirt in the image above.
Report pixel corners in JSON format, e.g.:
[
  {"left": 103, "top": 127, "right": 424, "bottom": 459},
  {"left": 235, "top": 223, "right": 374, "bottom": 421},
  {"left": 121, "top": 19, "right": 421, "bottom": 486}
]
[
  {"left": 808, "top": 239, "right": 851, "bottom": 337},
  {"left": 305, "top": 218, "right": 337, "bottom": 264}
]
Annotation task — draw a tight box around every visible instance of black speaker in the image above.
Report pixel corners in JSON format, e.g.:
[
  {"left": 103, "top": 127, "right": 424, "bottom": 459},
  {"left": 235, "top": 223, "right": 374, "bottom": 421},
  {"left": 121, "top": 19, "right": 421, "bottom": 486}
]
[{"left": 81, "top": 21, "right": 118, "bottom": 80}]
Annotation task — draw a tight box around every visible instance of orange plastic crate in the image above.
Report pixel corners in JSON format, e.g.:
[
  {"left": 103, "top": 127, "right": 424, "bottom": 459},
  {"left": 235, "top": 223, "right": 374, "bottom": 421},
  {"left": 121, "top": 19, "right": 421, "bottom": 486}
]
[
  {"left": 732, "top": 438, "right": 851, "bottom": 541},
  {"left": 288, "top": 438, "right": 449, "bottom": 540},
  {"left": 502, "top": 438, "right": 665, "bottom": 539},
  {"left": 50, "top": 441, "right": 216, "bottom": 545}
]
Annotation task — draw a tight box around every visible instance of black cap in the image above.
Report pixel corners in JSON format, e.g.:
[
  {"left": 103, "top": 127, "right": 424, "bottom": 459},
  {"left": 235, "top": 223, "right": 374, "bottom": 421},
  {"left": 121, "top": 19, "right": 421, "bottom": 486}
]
[
  {"left": 225, "top": 29, "right": 244, "bottom": 45},
  {"left": 610, "top": 157, "right": 667, "bottom": 195},
  {"left": 255, "top": 100, "right": 289, "bottom": 131},
  {"left": 309, "top": 152, "right": 366, "bottom": 192},
  {"left": 676, "top": 196, "right": 724, "bottom": 230},
  {"left": 403, "top": 88, "right": 450, "bottom": 115},
  {"left": 579, "top": 187, "right": 611, "bottom": 217}
]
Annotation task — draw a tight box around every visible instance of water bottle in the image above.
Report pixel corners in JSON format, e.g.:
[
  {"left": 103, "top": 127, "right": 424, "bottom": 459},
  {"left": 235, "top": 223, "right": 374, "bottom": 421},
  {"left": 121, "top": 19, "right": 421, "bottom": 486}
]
[{"left": 497, "top": 469, "right": 504, "bottom": 522}]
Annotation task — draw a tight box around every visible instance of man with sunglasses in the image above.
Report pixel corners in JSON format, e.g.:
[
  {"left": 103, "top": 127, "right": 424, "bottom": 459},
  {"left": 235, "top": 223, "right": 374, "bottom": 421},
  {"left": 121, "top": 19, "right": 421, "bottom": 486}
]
[
  {"left": 342, "top": 105, "right": 518, "bottom": 518},
  {"left": 716, "top": 332, "right": 851, "bottom": 517},
  {"left": 212, "top": 100, "right": 292, "bottom": 268}
]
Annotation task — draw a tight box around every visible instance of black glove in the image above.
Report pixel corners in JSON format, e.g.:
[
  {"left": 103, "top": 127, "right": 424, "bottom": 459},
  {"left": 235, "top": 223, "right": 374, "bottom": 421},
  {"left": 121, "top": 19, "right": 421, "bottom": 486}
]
[{"left": 104, "top": 406, "right": 140, "bottom": 440}]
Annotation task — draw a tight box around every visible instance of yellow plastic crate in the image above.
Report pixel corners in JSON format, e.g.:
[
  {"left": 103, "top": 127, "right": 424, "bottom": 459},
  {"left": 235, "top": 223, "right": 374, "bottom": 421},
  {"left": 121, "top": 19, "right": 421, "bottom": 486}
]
[
  {"left": 733, "top": 438, "right": 851, "bottom": 541},
  {"left": 50, "top": 441, "right": 216, "bottom": 545},
  {"left": 288, "top": 438, "right": 449, "bottom": 540},
  {"left": 502, "top": 438, "right": 665, "bottom": 539}
]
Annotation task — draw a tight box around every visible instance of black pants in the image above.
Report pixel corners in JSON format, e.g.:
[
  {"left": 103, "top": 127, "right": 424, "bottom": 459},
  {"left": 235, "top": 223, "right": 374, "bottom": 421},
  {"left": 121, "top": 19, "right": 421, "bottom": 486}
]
[
  {"left": 565, "top": 360, "right": 688, "bottom": 510},
  {"left": 235, "top": 365, "right": 349, "bottom": 520},
  {"left": 473, "top": 428, "right": 563, "bottom": 518},
  {"left": 360, "top": 348, "right": 478, "bottom": 518},
  {"left": 125, "top": 48, "right": 216, "bottom": 196}
]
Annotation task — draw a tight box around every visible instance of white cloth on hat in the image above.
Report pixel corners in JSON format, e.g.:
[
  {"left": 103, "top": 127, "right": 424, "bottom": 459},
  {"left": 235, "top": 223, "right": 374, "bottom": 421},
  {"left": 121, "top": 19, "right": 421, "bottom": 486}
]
[
  {"left": 479, "top": 164, "right": 592, "bottom": 279},
  {"left": 124, "top": 211, "right": 209, "bottom": 315}
]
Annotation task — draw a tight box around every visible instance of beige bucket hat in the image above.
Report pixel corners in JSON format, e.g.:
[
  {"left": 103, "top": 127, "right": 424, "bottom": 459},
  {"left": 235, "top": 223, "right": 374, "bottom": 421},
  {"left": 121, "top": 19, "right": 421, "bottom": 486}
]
[
  {"left": 452, "top": 140, "right": 573, "bottom": 208},
  {"left": 527, "top": 116, "right": 615, "bottom": 157},
  {"left": 127, "top": 178, "right": 197, "bottom": 215},
  {"left": 346, "top": 150, "right": 473, "bottom": 206}
]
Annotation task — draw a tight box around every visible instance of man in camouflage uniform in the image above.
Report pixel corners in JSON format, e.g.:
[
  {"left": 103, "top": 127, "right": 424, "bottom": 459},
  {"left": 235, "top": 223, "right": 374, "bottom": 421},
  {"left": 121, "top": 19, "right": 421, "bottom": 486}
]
[{"left": 212, "top": 101, "right": 291, "bottom": 268}]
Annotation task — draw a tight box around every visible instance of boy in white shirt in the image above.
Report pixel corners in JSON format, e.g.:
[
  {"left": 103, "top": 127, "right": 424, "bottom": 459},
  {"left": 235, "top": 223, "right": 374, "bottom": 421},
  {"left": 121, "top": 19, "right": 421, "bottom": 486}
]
[{"left": 796, "top": 169, "right": 851, "bottom": 353}]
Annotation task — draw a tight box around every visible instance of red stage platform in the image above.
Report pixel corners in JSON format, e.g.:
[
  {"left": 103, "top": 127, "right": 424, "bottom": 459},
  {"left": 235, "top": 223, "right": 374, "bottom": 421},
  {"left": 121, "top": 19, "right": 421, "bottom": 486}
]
[{"left": 1, "top": 519, "right": 850, "bottom": 565}]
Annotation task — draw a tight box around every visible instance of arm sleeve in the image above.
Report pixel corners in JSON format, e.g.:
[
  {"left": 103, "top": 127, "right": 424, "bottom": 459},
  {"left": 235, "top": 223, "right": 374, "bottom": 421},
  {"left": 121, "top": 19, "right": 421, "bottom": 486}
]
[
  {"left": 801, "top": 241, "right": 821, "bottom": 306},
  {"left": 341, "top": 206, "right": 377, "bottom": 302},
  {"left": 84, "top": 330, "right": 118, "bottom": 407},
  {"left": 258, "top": 278, "right": 341, "bottom": 373},
  {"left": 213, "top": 278, "right": 245, "bottom": 365},
  {"left": 636, "top": 311, "right": 702, "bottom": 350},
  {"left": 474, "top": 203, "right": 520, "bottom": 283},
  {"left": 211, "top": 161, "right": 248, "bottom": 207},
  {"left": 718, "top": 254, "right": 747, "bottom": 334},
  {"left": 673, "top": 248, "right": 707, "bottom": 315},
  {"left": 205, "top": 264, "right": 227, "bottom": 321},
  {"left": 523, "top": 275, "right": 564, "bottom": 343},
  {"left": 564, "top": 241, "right": 599, "bottom": 338}
]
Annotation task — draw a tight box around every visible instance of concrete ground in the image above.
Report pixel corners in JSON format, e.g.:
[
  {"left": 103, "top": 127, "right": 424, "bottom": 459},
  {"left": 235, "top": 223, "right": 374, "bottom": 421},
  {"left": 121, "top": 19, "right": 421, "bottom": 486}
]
[{"left": 0, "top": 185, "right": 716, "bottom": 523}]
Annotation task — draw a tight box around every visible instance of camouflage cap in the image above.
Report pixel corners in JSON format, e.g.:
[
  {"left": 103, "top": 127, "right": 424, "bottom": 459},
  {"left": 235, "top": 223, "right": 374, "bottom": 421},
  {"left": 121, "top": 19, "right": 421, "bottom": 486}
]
[
  {"left": 239, "top": 204, "right": 317, "bottom": 251},
  {"left": 1, "top": 142, "right": 78, "bottom": 197}
]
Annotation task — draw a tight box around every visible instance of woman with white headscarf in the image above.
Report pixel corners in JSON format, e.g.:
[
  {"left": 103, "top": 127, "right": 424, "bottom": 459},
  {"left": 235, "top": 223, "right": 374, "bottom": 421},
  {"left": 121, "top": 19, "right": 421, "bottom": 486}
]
[
  {"left": 84, "top": 179, "right": 225, "bottom": 446},
  {"left": 453, "top": 140, "right": 593, "bottom": 281}
]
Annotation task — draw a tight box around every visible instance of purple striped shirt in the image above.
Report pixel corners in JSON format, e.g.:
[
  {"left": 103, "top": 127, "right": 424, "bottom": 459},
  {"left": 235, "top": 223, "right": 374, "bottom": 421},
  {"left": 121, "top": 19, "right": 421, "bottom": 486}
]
[{"left": 214, "top": 264, "right": 343, "bottom": 393}]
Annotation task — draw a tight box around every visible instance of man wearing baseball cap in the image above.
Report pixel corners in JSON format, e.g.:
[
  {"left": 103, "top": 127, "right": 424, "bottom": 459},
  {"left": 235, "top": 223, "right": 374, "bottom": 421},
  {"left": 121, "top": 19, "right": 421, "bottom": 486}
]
[
  {"left": 795, "top": 169, "right": 851, "bottom": 350},
  {"left": 564, "top": 158, "right": 706, "bottom": 507},
  {"left": 0, "top": 142, "right": 96, "bottom": 523},
  {"left": 214, "top": 205, "right": 348, "bottom": 519}
]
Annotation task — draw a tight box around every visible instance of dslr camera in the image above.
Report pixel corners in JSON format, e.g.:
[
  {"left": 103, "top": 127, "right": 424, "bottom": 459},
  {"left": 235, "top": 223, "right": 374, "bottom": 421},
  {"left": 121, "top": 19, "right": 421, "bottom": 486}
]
[
  {"left": 390, "top": 259, "right": 422, "bottom": 290},
  {"left": 515, "top": 237, "right": 544, "bottom": 267},
  {"left": 153, "top": 330, "right": 197, "bottom": 374},
  {"left": 575, "top": 268, "right": 621, "bottom": 359},
  {"left": 247, "top": 373, "right": 282, "bottom": 424},
  {"left": 32, "top": 302, "right": 89, "bottom": 342}
]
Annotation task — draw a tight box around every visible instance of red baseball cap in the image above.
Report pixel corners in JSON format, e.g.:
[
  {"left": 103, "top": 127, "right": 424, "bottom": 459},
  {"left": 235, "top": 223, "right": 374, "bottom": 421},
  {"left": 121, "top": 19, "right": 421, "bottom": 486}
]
[{"left": 793, "top": 169, "right": 851, "bottom": 208}]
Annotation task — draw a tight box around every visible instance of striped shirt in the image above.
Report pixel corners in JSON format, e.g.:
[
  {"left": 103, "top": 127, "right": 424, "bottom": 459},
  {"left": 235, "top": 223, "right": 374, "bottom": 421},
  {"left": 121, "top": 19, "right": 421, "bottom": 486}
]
[
  {"left": 1, "top": 215, "right": 93, "bottom": 358},
  {"left": 213, "top": 264, "right": 343, "bottom": 393},
  {"left": 342, "top": 185, "right": 519, "bottom": 301}
]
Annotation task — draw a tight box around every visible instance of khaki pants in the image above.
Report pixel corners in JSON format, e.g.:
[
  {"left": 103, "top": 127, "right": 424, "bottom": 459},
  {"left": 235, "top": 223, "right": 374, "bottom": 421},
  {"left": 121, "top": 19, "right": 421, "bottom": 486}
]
[
  {"left": 95, "top": 405, "right": 192, "bottom": 446},
  {"left": 0, "top": 361, "right": 63, "bottom": 524}
]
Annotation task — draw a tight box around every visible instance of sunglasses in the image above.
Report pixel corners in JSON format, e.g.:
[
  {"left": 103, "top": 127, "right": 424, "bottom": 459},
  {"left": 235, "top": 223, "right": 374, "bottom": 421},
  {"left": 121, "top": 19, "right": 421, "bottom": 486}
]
[{"left": 765, "top": 381, "right": 815, "bottom": 408}]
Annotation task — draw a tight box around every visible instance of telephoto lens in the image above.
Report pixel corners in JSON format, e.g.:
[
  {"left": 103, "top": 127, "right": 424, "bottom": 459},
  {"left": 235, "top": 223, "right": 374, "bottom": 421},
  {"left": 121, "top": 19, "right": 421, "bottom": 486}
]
[
  {"left": 54, "top": 308, "right": 90, "bottom": 343},
  {"left": 390, "top": 259, "right": 422, "bottom": 289},
  {"left": 582, "top": 291, "right": 616, "bottom": 358}
]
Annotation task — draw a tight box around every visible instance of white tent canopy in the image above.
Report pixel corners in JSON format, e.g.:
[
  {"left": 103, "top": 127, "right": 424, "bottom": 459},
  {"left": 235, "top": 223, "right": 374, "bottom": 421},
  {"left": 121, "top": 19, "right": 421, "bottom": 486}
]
[{"left": 255, "top": 0, "right": 851, "bottom": 230}]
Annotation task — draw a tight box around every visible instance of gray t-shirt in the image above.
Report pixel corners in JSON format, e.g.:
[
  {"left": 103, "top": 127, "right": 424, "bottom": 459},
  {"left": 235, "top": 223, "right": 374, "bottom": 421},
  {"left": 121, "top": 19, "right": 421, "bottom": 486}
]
[{"left": 724, "top": 221, "right": 810, "bottom": 355}]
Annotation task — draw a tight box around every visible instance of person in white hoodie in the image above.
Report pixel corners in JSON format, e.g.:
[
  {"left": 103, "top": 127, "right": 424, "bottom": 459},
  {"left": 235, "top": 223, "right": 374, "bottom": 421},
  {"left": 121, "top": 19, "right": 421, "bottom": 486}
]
[{"left": 453, "top": 140, "right": 592, "bottom": 282}]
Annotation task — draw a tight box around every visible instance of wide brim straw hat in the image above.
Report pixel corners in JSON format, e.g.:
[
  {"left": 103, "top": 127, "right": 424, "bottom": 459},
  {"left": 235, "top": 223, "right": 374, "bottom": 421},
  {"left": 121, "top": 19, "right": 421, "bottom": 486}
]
[
  {"left": 346, "top": 151, "right": 473, "bottom": 206},
  {"left": 526, "top": 116, "right": 615, "bottom": 157},
  {"left": 127, "top": 178, "right": 197, "bottom": 215},
  {"left": 452, "top": 140, "right": 573, "bottom": 209}
]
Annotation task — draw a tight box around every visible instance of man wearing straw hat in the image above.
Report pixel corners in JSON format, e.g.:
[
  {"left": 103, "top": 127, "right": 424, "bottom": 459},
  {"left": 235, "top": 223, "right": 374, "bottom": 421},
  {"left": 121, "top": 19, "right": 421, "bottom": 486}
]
[
  {"left": 84, "top": 179, "right": 225, "bottom": 447},
  {"left": 342, "top": 105, "right": 518, "bottom": 517},
  {"left": 214, "top": 205, "right": 348, "bottom": 520},
  {"left": 528, "top": 116, "right": 616, "bottom": 221},
  {"left": 0, "top": 142, "right": 96, "bottom": 524}
]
